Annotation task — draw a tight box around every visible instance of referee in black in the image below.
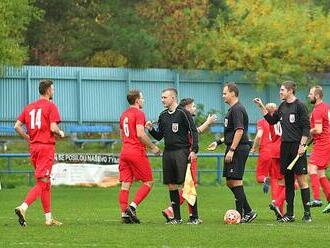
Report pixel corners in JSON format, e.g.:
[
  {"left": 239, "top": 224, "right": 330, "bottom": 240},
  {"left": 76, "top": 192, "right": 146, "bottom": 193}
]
[
  {"left": 254, "top": 81, "right": 311, "bottom": 222},
  {"left": 146, "top": 88, "right": 198, "bottom": 224},
  {"left": 208, "top": 82, "right": 257, "bottom": 223}
]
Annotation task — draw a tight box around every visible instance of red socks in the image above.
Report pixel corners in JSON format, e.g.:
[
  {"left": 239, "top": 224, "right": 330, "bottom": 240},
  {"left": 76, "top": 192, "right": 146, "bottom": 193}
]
[
  {"left": 320, "top": 176, "right": 330, "bottom": 202},
  {"left": 133, "top": 184, "right": 151, "bottom": 206},
  {"left": 119, "top": 189, "right": 129, "bottom": 212},
  {"left": 41, "top": 182, "right": 51, "bottom": 213},
  {"left": 310, "top": 174, "right": 320, "bottom": 200},
  {"left": 24, "top": 180, "right": 47, "bottom": 206}
]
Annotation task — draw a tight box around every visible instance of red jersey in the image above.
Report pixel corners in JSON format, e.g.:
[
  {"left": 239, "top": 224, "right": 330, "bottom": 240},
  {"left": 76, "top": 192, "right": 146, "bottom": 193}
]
[
  {"left": 256, "top": 119, "right": 272, "bottom": 153},
  {"left": 119, "top": 107, "right": 146, "bottom": 152},
  {"left": 17, "top": 99, "right": 61, "bottom": 145},
  {"left": 310, "top": 102, "right": 330, "bottom": 145},
  {"left": 269, "top": 122, "right": 282, "bottom": 158}
]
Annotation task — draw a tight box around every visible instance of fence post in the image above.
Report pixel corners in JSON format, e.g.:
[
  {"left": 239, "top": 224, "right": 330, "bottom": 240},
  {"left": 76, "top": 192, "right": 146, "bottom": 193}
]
[
  {"left": 77, "top": 71, "right": 83, "bottom": 124},
  {"left": 216, "top": 155, "right": 222, "bottom": 183}
]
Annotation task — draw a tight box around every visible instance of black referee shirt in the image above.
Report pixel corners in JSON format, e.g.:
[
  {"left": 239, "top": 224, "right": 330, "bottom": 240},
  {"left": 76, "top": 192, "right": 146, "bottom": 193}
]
[
  {"left": 224, "top": 101, "right": 250, "bottom": 146},
  {"left": 149, "top": 106, "right": 199, "bottom": 153},
  {"left": 264, "top": 99, "right": 310, "bottom": 142}
]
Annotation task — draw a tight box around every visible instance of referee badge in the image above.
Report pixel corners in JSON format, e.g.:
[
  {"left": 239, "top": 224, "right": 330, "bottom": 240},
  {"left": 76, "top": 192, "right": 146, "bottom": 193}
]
[
  {"left": 172, "top": 123, "right": 179, "bottom": 133},
  {"left": 289, "top": 114, "right": 295, "bottom": 123},
  {"left": 224, "top": 118, "right": 228, "bottom": 127}
]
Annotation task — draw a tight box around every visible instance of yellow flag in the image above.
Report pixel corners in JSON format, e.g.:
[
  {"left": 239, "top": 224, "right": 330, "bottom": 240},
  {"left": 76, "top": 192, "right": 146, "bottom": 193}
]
[{"left": 182, "top": 163, "right": 197, "bottom": 206}]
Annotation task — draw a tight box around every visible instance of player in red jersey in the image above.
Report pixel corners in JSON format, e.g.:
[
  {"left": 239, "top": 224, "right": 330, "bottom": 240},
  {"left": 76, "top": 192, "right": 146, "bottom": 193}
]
[
  {"left": 251, "top": 113, "right": 273, "bottom": 194},
  {"left": 118, "top": 90, "right": 161, "bottom": 224},
  {"left": 161, "top": 98, "right": 217, "bottom": 224},
  {"left": 14, "top": 80, "right": 64, "bottom": 227},
  {"left": 265, "top": 103, "right": 286, "bottom": 219},
  {"left": 307, "top": 86, "right": 330, "bottom": 213}
]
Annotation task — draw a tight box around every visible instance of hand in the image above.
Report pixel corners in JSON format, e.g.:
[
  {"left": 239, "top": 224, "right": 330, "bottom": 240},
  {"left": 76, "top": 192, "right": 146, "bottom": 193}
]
[
  {"left": 59, "top": 130, "right": 65, "bottom": 138},
  {"left": 225, "top": 150, "right": 234, "bottom": 163},
  {"left": 188, "top": 151, "right": 197, "bottom": 161},
  {"left": 207, "top": 114, "right": 218, "bottom": 124},
  {"left": 151, "top": 145, "right": 161, "bottom": 155},
  {"left": 298, "top": 144, "right": 305, "bottom": 156},
  {"left": 253, "top": 98, "right": 263, "bottom": 107},
  {"left": 250, "top": 147, "right": 256, "bottom": 153},
  {"left": 145, "top": 121, "right": 153, "bottom": 130},
  {"left": 207, "top": 141, "right": 217, "bottom": 151},
  {"left": 24, "top": 134, "right": 30, "bottom": 143}
]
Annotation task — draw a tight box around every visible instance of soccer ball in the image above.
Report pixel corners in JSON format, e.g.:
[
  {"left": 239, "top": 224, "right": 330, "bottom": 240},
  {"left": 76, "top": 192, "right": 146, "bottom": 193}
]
[{"left": 224, "top": 209, "right": 241, "bottom": 224}]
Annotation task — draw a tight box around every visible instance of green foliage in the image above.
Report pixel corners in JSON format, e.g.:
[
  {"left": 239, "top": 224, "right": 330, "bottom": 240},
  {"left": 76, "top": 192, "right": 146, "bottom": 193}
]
[
  {"left": 26, "top": 0, "right": 160, "bottom": 67},
  {"left": 190, "top": 0, "right": 330, "bottom": 85},
  {"left": 0, "top": 0, "right": 42, "bottom": 68}
]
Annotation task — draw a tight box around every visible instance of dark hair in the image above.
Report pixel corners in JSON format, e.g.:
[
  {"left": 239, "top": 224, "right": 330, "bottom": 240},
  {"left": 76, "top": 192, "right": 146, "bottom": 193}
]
[
  {"left": 282, "top": 81, "right": 296, "bottom": 95},
  {"left": 39, "top": 80, "right": 53, "bottom": 95},
  {"left": 162, "top": 88, "right": 178, "bottom": 97},
  {"left": 312, "top": 85, "right": 323, "bottom": 98},
  {"left": 127, "top": 89, "right": 141, "bottom": 105},
  {"left": 179, "top": 98, "right": 194, "bottom": 107},
  {"left": 224, "top": 82, "right": 239, "bottom": 97}
]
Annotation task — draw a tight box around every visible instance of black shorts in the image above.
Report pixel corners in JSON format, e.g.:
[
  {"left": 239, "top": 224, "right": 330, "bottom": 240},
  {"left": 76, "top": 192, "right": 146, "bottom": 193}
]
[
  {"left": 280, "top": 142, "right": 307, "bottom": 175},
  {"left": 163, "top": 148, "right": 189, "bottom": 185},
  {"left": 223, "top": 144, "right": 250, "bottom": 180}
]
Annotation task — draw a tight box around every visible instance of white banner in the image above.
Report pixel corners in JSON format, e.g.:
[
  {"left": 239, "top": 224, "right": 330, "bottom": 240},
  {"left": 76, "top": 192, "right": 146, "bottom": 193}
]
[{"left": 51, "top": 163, "right": 119, "bottom": 187}]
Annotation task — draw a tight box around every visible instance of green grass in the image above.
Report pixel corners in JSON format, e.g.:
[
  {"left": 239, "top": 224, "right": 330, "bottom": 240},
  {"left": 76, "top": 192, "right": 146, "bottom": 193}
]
[{"left": 0, "top": 185, "right": 329, "bottom": 247}]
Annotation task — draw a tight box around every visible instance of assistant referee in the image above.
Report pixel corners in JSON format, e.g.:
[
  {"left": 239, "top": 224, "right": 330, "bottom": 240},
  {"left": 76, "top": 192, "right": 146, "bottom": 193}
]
[
  {"left": 147, "top": 88, "right": 198, "bottom": 224},
  {"left": 254, "top": 81, "right": 311, "bottom": 222}
]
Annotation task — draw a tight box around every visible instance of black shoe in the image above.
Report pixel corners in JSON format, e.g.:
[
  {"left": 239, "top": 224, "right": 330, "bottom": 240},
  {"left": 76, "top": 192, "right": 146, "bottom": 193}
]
[
  {"left": 302, "top": 212, "right": 312, "bottom": 223},
  {"left": 269, "top": 202, "right": 282, "bottom": 220},
  {"left": 14, "top": 207, "right": 27, "bottom": 227},
  {"left": 125, "top": 206, "right": 140, "bottom": 224},
  {"left": 263, "top": 177, "right": 270, "bottom": 194},
  {"left": 121, "top": 216, "right": 133, "bottom": 224},
  {"left": 165, "top": 219, "right": 183, "bottom": 225},
  {"left": 278, "top": 214, "right": 295, "bottom": 223},
  {"left": 307, "top": 200, "right": 323, "bottom": 208},
  {"left": 240, "top": 210, "right": 257, "bottom": 224},
  {"left": 187, "top": 216, "right": 202, "bottom": 225}
]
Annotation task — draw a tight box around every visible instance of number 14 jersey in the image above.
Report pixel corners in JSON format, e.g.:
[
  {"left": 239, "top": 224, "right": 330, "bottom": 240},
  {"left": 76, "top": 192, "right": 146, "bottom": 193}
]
[{"left": 17, "top": 99, "right": 61, "bottom": 145}]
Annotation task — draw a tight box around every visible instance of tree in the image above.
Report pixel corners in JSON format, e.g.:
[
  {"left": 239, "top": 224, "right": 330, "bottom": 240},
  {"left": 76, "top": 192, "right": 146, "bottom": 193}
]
[
  {"left": 190, "top": 0, "right": 330, "bottom": 85},
  {"left": 0, "top": 0, "right": 42, "bottom": 69},
  {"left": 26, "top": 0, "right": 160, "bottom": 67},
  {"left": 137, "top": 0, "right": 210, "bottom": 69}
]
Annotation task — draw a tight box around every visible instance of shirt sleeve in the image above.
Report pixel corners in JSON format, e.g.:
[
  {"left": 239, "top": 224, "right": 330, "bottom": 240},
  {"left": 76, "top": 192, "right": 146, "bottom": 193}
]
[
  {"left": 17, "top": 108, "right": 26, "bottom": 123},
  {"left": 136, "top": 111, "right": 145, "bottom": 126},
  {"left": 264, "top": 111, "right": 280, "bottom": 125},
  {"left": 257, "top": 120, "right": 263, "bottom": 131},
  {"left": 312, "top": 109, "right": 323, "bottom": 124},
  {"left": 182, "top": 108, "right": 199, "bottom": 153},
  {"left": 297, "top": 102, "right": 310, "bottom": 137},
  {"left": 232, "top": 108, "right": 244, "bottom": 130},
  {"left": 149, "top": 115, "right": 164, "bottom": 141},
  {"left": 50, "top": 104, "right": 61, "bottom": 124}
]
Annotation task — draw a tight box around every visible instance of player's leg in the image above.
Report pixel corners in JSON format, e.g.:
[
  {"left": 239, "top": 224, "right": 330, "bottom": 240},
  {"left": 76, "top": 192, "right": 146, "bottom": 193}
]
[
  {"left": 295, "top": 151, "right": 311, "bottom": 222},
  {"left": 318, "top": 169, "right": 330, "bottom": 213},
  {"left": 118, "top": 155, "right": 133, "bottom": 223},
  {"left": 227, "top": 145, "right": 256, "bottom": 223},
  {"left": 166, "top": 149, "right": 189, "bottom": 224},
  {"left": 308, "top": 163, "right": 322, "bottom": 207},
  {"left": 127, "top": 154, "right": 154, "bottom": 223},
  {"left": 256, "top": 155, "right": 271, "bottom": 194},
  {"left": 278, "top": 143, "right": 295, "bottom": 222}
]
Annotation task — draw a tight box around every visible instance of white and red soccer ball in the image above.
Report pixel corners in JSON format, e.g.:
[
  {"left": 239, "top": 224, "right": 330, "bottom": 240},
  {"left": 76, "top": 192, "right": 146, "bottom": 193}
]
[{"left": 224, "top": 209, "right": 241, "bottom": 224}]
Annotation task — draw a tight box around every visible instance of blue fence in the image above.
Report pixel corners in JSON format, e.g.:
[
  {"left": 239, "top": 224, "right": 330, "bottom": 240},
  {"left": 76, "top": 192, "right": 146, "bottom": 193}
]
[{"left": 1, "top": 66, "right": 330, "bottom": 131}]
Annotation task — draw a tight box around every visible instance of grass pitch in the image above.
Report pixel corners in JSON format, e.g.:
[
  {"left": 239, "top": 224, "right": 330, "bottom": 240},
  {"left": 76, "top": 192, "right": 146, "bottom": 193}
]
[{"left": 0, "top": 184, "right": 329, "bottom": 248}]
